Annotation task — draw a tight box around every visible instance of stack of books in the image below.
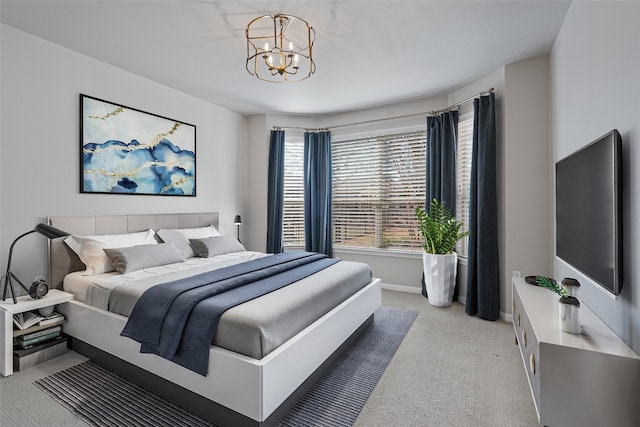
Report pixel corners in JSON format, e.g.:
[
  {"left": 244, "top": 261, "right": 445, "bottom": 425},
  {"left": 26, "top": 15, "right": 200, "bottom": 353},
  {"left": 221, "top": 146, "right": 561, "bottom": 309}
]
[
  {"left": 13, "top": 311, "right": 66, "bottom": 350},
  {"left": 12, "top": 310, "right": 68, "bottom": 371},
  {"left": 16, "top": 325, "right": 62, "bottom": 349}
]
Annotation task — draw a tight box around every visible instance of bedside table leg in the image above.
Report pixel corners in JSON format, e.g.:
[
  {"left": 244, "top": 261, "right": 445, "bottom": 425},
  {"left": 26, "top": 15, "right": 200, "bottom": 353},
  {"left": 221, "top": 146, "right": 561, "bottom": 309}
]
[{"left": 1, "top": 310, "right": 13, "bottom": 376}]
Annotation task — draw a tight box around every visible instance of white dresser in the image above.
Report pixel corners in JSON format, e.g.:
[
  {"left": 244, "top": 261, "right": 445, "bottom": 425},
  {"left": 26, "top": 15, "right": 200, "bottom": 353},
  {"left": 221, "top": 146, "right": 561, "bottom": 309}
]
[{"left": 512, "top": 277, "right": 640, "bottom": 427}]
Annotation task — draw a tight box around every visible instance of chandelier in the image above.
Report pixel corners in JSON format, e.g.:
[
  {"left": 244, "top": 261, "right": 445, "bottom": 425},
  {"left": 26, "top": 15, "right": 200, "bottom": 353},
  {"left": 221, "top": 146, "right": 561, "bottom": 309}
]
[{"left": 245, "top": 14, "right": 316, "bottom": 83}]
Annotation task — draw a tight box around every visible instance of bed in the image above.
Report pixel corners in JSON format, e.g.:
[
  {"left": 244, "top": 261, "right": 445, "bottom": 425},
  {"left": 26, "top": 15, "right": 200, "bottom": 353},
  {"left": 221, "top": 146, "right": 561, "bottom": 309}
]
[{"left": 47, "top": 212, "right": 381, "bottom": 427}]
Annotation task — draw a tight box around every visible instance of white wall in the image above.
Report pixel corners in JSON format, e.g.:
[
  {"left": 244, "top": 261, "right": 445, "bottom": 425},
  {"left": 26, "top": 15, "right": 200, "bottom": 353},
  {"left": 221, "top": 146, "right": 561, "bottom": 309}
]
[
  {"left": 503, "top": 56, "right": 553, "bottom": 313},
  {"left": 551, "top": 2, "right": 640, "bottom": 353},
  {"left": 0, "top": 25, "right": 248, "bottom": 286}
]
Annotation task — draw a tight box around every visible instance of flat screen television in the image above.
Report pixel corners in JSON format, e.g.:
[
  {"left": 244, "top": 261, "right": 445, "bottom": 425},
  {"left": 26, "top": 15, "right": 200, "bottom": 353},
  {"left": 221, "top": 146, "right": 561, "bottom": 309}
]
[{"left": 556, "top": 129, "right": 622, "bottom": 296}]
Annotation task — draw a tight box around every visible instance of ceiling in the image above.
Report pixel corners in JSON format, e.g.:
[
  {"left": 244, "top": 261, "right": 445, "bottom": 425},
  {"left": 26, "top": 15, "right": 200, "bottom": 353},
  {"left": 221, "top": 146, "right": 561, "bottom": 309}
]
[{"left": 0, "top": 1, "right": 571, "bottom": 115}]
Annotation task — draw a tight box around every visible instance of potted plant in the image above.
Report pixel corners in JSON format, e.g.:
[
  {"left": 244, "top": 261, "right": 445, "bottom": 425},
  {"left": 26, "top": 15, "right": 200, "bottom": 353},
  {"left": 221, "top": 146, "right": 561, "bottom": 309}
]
[{"left": 415, "top": 199, "right": 469, "bottom": 307}]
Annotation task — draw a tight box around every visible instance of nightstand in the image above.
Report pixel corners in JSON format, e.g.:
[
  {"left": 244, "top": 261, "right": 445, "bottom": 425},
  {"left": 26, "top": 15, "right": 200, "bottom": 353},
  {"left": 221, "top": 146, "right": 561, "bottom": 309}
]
[{"left": 0, "top": 289, "right": 73, "bottom": 376}]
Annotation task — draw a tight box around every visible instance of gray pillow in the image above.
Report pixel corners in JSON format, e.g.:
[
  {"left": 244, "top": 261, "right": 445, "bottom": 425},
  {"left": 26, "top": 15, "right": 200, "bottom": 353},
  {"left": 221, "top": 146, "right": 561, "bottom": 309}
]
[
  {"left": 103, "top": 242, "right": 186, "bottom": 274},
  {"left": 189, "top": 236, "right": 246, "bottom": 258}
]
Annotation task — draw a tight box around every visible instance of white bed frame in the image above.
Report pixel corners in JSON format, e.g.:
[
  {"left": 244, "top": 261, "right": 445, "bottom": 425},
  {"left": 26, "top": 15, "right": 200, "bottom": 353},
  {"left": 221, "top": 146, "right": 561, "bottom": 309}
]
[{"left": 47, "top": 213, "right": 381, "bottom": 426}]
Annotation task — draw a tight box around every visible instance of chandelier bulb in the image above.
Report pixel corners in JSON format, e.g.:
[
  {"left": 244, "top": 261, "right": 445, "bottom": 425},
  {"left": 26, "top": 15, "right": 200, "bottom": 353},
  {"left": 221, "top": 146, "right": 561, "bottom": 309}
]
[{"left": 264, "top": 42, "right": 269, "bottom": 52}]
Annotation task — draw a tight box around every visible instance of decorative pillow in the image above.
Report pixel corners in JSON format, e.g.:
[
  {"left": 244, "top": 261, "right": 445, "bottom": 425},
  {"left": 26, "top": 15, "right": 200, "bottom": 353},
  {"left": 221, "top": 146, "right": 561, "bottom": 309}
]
[
  {"left": 189, "top": 236, "right": 246, "bottom": 258},
  {"left": 103, "top": 243, "right": 185, "bottom": 274},
  {"left": 64, "top": 229, "right": 157, "bottom": 275},
  {"left": 157, "top": 225, "right": 221, "bottom": 258}
]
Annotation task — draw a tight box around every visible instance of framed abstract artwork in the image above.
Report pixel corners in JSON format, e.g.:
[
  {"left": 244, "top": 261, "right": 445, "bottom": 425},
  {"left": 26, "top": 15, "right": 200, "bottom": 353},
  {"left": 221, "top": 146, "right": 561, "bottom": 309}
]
[{"left": 80, "top": 94, "right": 196, "bottom": 196}]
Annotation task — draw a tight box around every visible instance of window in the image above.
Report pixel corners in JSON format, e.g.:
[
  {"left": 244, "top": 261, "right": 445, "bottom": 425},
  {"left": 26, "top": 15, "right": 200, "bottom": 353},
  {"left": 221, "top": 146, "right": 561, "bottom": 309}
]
[
  {"left": 456, "top": 114, "right": 473, "bottom": 258},
  {"left": 282, "top": 120, "right": 473, "bottom": 256},
  {"left": 332, "top": 131, "right": 426, "bottom": 251},
  {"left": 283, "top": 140, "right": 304, "bottom": 247}
]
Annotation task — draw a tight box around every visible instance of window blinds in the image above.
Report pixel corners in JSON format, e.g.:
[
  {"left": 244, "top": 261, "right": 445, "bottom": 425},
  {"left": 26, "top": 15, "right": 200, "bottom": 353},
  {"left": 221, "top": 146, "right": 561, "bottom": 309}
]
[
  {"left": 283, "top": 140, "right": 305, "bottom": 247},
  {"left": 332, "top": 131, "right": 426, "bottom": 250},
  {"left": 456, "top": 115, "right": 473, "bottom": 258},
  {"left": 283, "top": 124, "right": 472, "bottom": 255}
]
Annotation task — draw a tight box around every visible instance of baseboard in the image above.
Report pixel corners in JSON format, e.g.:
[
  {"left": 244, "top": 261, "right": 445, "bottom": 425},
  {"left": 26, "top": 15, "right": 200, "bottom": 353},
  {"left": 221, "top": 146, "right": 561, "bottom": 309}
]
[{"left": 381, "top": 283, "right": 421, "bottom": 294}]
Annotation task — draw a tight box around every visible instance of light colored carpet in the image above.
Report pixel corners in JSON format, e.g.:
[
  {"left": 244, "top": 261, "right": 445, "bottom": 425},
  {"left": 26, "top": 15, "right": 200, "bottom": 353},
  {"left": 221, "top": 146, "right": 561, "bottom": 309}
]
[
  {"left": 0, "top": 351, "right": 89, "bottom": 426},
  {"left": 354, "top": 290, "right": 539, "bottom": 427},
  {"left": 0, "top": 290, "right": 539, "bottom": 427}
]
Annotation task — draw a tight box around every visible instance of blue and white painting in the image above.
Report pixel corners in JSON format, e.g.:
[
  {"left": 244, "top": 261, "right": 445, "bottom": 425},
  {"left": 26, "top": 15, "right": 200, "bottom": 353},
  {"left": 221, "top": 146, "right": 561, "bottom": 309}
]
[{"left": 81, "top": 95, "right": 196, "bottom": 196}]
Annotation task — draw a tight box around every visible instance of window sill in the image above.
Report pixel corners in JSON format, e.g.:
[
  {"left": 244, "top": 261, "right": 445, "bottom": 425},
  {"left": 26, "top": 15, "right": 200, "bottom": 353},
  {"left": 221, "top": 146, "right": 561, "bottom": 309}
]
[
  {"left": 335, "top": 247, "right": 469, "bottom": 264},
  {"left": 334, "top": 247, "right": 423, "bottom": 259},
  {"left": 285, "top": 245, "right": 468, "bottom": 264}
]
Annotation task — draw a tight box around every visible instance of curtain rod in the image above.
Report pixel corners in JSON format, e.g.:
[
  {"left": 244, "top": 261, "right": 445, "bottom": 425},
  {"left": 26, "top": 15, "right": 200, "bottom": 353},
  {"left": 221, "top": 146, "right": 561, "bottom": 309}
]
[{"left": 273, "top": 87, "right": 494, "bottom": 132}]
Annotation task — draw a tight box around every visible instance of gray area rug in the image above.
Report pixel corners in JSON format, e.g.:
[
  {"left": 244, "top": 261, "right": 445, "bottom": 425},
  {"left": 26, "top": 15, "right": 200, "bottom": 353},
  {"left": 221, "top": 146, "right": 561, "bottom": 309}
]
[{"left": 34, "top": 306, "right": 418, "bottom": 427}]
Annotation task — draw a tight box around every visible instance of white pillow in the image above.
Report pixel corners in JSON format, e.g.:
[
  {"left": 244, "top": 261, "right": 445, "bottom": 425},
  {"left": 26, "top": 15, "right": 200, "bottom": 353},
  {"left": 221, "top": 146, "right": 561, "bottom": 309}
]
[
  {"left": 64, "top": 229, "right": 157, "bottom": 275},
  {"left": 156, "top": 225, "right": 220, "bottom": 258}
]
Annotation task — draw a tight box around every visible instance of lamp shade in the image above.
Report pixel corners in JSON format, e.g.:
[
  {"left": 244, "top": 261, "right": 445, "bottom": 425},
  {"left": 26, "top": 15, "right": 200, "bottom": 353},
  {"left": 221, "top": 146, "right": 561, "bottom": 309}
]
[
  {"left": 34, "top": 223, "right": 69, "bottom": 239},
  {"left": 234, "top": 215, "right": 242, "bottom": 225}
]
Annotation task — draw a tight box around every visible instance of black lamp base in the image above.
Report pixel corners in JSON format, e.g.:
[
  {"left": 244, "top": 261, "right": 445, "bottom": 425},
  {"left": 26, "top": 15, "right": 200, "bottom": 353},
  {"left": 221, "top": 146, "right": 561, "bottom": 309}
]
[{"left": 1, "top": 272, "right": 48, "bottom": 303}]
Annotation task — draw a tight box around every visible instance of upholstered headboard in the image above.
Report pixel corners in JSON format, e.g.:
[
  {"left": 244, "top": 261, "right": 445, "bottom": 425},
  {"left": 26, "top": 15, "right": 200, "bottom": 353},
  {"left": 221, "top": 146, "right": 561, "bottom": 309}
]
[{"left": 47, "top": 212, "right": 219, "bottom": 290}]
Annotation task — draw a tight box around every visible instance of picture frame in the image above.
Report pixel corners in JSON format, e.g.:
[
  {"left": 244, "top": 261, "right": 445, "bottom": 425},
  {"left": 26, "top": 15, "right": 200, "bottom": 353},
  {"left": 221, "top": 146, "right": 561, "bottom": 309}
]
[{"left": 80, "top": 94, "right": 196, "bottom": 196}]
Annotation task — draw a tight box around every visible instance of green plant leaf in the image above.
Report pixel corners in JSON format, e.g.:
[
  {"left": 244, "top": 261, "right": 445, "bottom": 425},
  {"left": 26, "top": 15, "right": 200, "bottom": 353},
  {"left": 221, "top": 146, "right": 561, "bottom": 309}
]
[
  {"left": 415, "top": 199, "right": 469, "bottom": 254},
  {"left": 534, "top": 276, "right": 568, "bottom": 298}
]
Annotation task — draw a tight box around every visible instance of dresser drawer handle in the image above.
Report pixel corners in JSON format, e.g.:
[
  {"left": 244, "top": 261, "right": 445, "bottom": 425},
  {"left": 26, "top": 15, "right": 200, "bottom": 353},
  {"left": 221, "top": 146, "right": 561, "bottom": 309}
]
[
  {"left": 529, "top": 353, "right": 536, "bottom": 375},
  {"left": 522, "top": 329, "right": 527, "bottom": 346}
]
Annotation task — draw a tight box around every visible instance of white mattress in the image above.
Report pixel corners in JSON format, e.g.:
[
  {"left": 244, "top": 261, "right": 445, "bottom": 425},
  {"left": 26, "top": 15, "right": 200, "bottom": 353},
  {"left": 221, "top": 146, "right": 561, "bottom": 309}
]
[{"left": 63, "top": 251, "right": 269, "bottom": 311}]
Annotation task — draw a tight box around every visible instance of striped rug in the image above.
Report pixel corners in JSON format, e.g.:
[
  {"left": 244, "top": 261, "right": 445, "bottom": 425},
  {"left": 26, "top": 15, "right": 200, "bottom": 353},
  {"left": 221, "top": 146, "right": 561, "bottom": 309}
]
[{"left": 34, "top": 306, "right": 418, "bottom": 427}]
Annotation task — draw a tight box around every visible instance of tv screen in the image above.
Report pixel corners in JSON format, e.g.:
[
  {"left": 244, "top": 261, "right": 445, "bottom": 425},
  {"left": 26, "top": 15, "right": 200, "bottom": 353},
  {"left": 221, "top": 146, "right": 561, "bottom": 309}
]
[{"left": 556, "top": 129, "right": 622, "bottom": 295}]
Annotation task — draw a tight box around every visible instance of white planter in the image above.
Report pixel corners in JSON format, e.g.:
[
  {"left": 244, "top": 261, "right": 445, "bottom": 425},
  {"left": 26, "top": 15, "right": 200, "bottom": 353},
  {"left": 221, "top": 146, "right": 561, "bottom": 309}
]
[{"left": 422, "top": 252, "right": 458, "bottom": 307}]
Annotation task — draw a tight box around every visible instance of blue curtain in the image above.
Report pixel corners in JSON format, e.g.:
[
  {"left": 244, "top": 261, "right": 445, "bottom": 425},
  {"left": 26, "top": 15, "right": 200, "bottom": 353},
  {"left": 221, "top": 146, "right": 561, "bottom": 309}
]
[
  {"left": 304, "top": 131, "right": 333, "bottom": 257},
  {"left": 266, "top": 130, "right": 285, "bottom": 254},
  {"left": 426, "top": 111, "right": 459, "bottom": 213},
  {"left": 465, "top": 93, "right": 500, "bottom": 320},
  {"left": 422, "top": 111, "right": 459, "bottom": 298}
]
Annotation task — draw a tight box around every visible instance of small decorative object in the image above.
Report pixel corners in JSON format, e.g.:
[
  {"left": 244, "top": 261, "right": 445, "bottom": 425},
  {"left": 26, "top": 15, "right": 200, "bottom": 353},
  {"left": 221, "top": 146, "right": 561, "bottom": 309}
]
[
  {"left": 561, "top": 277, "right": 581, "bottom": 300},
  {"left": 559, "top": 296, "right": 581, "bottom": 334},
  {"left": 415, "top": 199, "right": 469, "bottom": 307},
  {"left": 526, "top": 275, "right": 581, "bottom": 334},
  {"left": 529, "top": 275, "right": 568, "bottom": 297},
  {"left": 81, "top": 95, "right": 196, "bottom": 196}
]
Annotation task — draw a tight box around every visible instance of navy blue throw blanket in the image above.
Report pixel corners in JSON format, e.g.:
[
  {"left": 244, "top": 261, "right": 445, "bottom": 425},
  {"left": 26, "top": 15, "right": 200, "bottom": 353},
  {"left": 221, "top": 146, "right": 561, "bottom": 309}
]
[{"left": 121, "top": 252, "right": 338, "bottom": 375}]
